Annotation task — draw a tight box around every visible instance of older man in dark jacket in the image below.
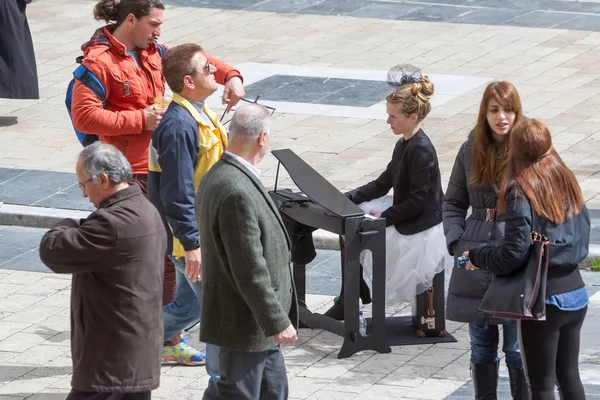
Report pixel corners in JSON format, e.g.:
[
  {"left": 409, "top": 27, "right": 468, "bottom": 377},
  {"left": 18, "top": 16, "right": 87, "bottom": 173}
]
[
  {"left": 39, "top": 142, "right": 167, "bottom": 400},
  {"left": 197, "top": 104, "right": 298, "bottom": 400}
]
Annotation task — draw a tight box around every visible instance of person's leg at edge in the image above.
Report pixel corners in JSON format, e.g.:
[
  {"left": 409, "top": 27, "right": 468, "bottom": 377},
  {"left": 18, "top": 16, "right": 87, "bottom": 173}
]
[
  {"left": 120, "top": 393, "right": 152, "bottom": 400},
  {"left": 163, "top": 256, "right": 179, "bottom": 346},
  {"left": 175, "top": 262, "right": 219, "bottom": 382},
  {"left": 162, "top": 256, "right": 206, "bottom": 366},
  {"left": 66, "top": 390, "right": 151, "bottom": 400},
  {"left": 324, "top": 235, "right": 372, "bottom": 320},
  {"left": 206, "top": 343, "right": 221, "bottom": 384},
  {"left": 555, "top": 306, "right": 587, "bottom": 400},
  {"left": 503, "top": 323, "right": 530, "bottom": 399},
  {"left": 469, "top": 322, "right": 500, "bottom": 400},
  {"left": 259, "top": 346, "right": 289, "bottom": 400},
  {"left": 518, "top": 306, "right": 561, "bottom": 400},
  {"left": 203, "top": 347, "right": 267, "bottom": 400}
]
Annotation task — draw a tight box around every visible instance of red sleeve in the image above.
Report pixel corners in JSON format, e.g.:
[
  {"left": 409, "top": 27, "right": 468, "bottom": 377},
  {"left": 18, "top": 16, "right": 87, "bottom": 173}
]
[
  {"left": 203, "top": 52, "right": 243, "bottom": 85},
  {"left": 71, "top": 59, "right": 145, "bottom": 136}
]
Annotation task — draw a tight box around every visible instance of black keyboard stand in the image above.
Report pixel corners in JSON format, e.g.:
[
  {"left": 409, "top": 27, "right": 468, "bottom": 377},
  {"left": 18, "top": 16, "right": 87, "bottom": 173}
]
[
  {"left": 269, "top": 148, "right": 392, "bottom": 359},
  {"left": 297, "top": 215, "right": 391, "bottom": 358}
]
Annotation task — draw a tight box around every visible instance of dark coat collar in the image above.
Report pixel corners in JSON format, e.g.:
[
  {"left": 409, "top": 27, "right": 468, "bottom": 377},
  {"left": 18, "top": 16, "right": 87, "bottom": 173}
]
[{"left": 98, "top": 184, "right": 142, "bottom": 209}]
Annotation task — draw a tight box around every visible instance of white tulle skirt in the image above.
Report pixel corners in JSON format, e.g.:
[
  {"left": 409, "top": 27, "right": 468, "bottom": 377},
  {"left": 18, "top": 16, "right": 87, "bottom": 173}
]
[{"left": 358, "top": 198, "right": 447, "bottom": 305}]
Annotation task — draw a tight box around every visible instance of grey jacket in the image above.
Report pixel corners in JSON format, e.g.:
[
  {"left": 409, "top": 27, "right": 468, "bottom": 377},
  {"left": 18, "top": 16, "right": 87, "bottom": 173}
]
[
  {"left": 443, "top": 135, "right": 505, "bottom": 324},
  {"left": 196, "top": 152, "right": 298, "bottom": 352}
]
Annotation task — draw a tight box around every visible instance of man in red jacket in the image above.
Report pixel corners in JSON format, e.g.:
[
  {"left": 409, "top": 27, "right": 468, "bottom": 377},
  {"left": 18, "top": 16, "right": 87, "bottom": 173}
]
[{"left": 71, "top": 0, "right": 246, "bottom": 366}]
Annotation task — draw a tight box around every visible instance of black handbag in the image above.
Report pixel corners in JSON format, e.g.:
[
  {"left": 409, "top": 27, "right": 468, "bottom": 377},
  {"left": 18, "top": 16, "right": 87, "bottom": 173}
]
[{"left": 478, "top": 206, "right": 550, "bottom": 320}]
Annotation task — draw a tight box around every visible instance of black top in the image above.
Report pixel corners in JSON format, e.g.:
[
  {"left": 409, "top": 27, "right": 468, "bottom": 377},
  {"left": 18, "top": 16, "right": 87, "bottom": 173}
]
[
  {"left": 346, "top": 129, "right": 444, "bottom": 235},
  {"left": 470, "top": 186, "right": 590, "bottom": 296}
]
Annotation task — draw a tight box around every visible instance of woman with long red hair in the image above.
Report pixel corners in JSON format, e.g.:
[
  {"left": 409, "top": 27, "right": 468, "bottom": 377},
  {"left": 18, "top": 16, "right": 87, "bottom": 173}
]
[
  {"left": 467, "top": 119, "right": 590, "bottom": 400},
  {"left": 443, "top": 81, "right": 528, "bottom": 399}
]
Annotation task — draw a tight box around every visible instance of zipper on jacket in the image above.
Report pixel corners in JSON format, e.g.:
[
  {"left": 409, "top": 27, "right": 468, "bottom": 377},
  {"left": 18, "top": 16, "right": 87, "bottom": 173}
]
[{"left": 124, "top": 135, "right": 129, "bottom": 155}]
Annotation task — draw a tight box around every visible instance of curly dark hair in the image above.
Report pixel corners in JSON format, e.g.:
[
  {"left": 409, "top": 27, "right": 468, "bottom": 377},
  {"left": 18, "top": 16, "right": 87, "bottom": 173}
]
[{"left": 93, "top": 0, "right": 164, "bottom": 25}]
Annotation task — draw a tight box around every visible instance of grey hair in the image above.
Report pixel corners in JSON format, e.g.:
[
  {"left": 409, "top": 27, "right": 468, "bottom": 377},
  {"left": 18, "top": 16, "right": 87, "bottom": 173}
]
[
  {"left": 79, "top": 142, "right": 133, "bottom": 185},
  {"left": 229, "top": 104, "right": 271, "bottom": 140}
]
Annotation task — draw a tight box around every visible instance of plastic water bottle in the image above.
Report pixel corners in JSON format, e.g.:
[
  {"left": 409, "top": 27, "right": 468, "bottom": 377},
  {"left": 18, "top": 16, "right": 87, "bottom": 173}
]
[{"left": 358, "top": 311, "right": 367, "bottom": 336}]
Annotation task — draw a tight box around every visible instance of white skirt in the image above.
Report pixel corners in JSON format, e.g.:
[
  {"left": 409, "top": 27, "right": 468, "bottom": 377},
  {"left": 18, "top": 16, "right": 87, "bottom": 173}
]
[{"left": 357, "top": 198, "right": 447, "bottom": 305}]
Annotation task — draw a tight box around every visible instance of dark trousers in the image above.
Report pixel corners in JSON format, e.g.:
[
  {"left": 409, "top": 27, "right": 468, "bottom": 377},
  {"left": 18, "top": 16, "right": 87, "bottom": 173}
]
[
  {"left": 66, "top": 389, "right": 150, "bottom": 400},
  {"left": 202, "top": 346, "right": 288, "bottom": 400},
  {"left": 519, "top": 305, "right": 587, "bottom": 400},
  {"left": 131, "top": 173, "right": 179, "bottom": 346}
]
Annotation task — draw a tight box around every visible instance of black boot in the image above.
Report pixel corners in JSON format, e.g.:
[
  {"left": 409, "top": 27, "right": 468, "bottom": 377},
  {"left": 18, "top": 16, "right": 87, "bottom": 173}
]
[
  {"left": 325, "top": 236, "right": 372, "bottom": 321},
  {"left": 556, "top": 380, "right": 564, "bottom": 400},
  {"left": 360, "top": 277, "right": 372, "bottom": 305},
  {"left": 508, "top": 367, "right": 530, "bottom": 400},
  {"left": 324, "top": 299, "right": 345, "bottom": 321},
  {"left": 471, "top": 361, "right": 499, "bottom": 400},
  {"left": 324, "top": 275, "right": 371, "bottom": 321}
]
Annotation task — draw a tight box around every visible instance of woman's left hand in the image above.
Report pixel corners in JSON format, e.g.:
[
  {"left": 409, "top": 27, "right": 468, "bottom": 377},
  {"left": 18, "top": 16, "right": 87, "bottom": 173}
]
[
  {"left": 462, "top": 251, "right": 479, "bottom": 271},
  {"left": 369, "top": 211, "right": 382, "bottom": 218}
]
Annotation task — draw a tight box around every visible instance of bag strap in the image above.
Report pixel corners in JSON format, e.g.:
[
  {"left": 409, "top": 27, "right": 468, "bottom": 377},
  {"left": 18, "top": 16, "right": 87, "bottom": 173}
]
[
  {"left": 73, "top": 65, "right": 107, "bottom": 105},
  {"left": 530, "top": 201, "right": 539, "bottom": 232},
  {"left": 529, "top": 199, "right": 549, "bottom": 242},
  {"left": 155, "top": 41, "right": 165, "bottom": 57}
]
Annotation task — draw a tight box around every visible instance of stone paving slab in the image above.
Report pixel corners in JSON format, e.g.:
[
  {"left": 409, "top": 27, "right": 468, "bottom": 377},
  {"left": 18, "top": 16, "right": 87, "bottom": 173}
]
[
  {"left": 171, "top": 0, "right": 600, "bottom": 31},
  {"left": 1, "top": 226, "right": 600, "bottom": 398},
  {"left": 0, "top": 266, "right": 597, "bottom": 399}
]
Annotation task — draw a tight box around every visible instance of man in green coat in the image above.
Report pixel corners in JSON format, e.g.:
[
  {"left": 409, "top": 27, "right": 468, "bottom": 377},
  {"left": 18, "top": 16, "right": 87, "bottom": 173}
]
[{"left": 197, "top": 104, "right": 298, "bottom": 400}]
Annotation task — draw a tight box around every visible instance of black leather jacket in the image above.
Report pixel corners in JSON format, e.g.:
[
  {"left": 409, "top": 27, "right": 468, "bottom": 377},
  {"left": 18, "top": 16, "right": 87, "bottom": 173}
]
[
  {"left": 347, "top": 129, "right": 443, "bottom": 235},
  {"left": 470, "top": 186, "right": 589, "bottom": 296}
]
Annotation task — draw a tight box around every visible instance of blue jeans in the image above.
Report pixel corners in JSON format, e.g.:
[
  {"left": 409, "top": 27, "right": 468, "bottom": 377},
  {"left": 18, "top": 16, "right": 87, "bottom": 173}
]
[
  {"left": 164, "top": 256, "right": 220, "bottom": 381},
  {"left": 469, "top": 322, "right": 523, "bottom": 369}
]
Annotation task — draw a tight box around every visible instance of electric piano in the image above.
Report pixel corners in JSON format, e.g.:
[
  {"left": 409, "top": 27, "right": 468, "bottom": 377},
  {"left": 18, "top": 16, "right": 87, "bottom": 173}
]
[{"left": 268, "top": 149, "right": 392, "bottom": 359}]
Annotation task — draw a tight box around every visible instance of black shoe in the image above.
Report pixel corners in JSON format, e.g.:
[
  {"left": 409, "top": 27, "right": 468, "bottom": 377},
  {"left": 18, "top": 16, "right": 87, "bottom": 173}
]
[
  {"left": 360, "top": 279, "right": 372, "bottom": 305},
  {"left": 508, "top": 367, "right": 531, "bottom": 400},
  {"left": 471, "top": 361, "right": 499, "bottom": 400},
  {"left": 324, "top": 302, "right": 344, "bottom": 321}
]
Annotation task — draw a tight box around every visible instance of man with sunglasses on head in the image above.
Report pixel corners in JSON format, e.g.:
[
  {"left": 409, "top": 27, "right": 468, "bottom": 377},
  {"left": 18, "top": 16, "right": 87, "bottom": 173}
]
[{"left": 147, "top": 43, "right": 230, "bottom": 382}]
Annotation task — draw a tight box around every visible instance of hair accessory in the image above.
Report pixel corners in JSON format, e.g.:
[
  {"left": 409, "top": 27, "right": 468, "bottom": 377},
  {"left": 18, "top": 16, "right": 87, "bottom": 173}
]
[{"left": 387, "top": 64, "right": 424, "bottom": 88}]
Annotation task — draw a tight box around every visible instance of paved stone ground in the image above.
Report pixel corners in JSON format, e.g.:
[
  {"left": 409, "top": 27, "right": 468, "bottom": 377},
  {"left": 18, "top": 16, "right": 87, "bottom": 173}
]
[
  {"left": 1, "top": 225, "right": 600, "bottom": 399},
  {"left": 4, "top": 0, "right": 600, "bottom": 209},
  {"left": 176, "top": 0, "right": 600, "bottom": 31},
  {"left": 3, "top": 0, "right": 600, "bottom": 398}
]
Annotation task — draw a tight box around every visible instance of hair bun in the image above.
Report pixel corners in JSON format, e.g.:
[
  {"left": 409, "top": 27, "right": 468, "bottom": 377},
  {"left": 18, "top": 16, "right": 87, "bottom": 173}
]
[
  {"left": 93, "top": 0, "right": 119, "bottom": 23},
  {"left": 411, "top": 83, "right": 421, "bottom": 96},
  {"left": 416, "top": 77, "right": 434, "bottom": 101},
  {"left": 511, "top": 119, "right": 552, "bottom": 162}
]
